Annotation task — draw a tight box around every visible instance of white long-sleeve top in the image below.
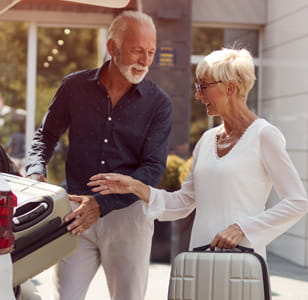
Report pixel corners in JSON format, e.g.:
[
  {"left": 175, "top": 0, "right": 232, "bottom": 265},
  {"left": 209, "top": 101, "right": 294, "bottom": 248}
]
[{"left": 146, "top": 118, "right": 308, "bottom": 257}]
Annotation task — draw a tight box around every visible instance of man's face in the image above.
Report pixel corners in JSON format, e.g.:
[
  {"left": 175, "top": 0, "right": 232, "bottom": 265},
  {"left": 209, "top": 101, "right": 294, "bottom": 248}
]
[{"left": 113, "top": 22, "right": 156, "bottom": 84}]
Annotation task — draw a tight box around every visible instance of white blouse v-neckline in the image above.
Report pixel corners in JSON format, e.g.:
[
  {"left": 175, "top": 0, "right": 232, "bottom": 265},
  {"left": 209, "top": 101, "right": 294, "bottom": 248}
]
[{"left": 214, "top": 118, "right": 260, "bottom": 160}]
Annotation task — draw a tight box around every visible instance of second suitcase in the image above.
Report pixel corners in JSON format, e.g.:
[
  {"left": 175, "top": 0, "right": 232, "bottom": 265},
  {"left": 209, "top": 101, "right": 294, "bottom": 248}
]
[
  {"left": 1, "top": 173, "right": 80, "bottom": 287},
  {"left": 168, "top": 245, "right": 271, "bottom": 300}
]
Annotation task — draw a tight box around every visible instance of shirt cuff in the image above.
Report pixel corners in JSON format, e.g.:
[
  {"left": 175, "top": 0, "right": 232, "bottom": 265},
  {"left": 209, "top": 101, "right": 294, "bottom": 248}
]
[
  {"left": 25, "top": 165, "right": 46, "bottom": 177},
  {"left": 143, "top": 186, "right": 166, "bottom": 219}
]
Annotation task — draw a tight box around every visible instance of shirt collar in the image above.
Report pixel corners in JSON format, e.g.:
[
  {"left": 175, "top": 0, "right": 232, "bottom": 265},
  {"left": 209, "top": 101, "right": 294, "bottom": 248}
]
[{"left": 89, "top": 60, "right": 148, "bottom": 97}]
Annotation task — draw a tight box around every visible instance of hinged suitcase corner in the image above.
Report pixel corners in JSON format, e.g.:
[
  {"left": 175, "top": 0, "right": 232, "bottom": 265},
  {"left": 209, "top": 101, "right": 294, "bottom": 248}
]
[{"left": 0, "top": 173, "right": 80, "bottom": 287}]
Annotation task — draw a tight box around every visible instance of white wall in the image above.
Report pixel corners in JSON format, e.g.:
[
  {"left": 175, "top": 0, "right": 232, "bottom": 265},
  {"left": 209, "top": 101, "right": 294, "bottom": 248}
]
[
  {"left": 261, "top": 0, "right": 308, "bottom": 266},
  {"left": 192, "top": 0, "right": 266, "bottom": 25}
]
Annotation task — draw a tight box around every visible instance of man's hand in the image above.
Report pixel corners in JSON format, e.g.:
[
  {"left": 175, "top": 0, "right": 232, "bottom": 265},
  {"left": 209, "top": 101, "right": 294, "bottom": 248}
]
[
  {"left": 65, "top": 195, "right": 100, "bottom": 235},
  {"left": 26, "top": 174, "right": 47, "bottom": 183},
  {"left": 210, "top": 223, "right": 244, "bottom": 250}
]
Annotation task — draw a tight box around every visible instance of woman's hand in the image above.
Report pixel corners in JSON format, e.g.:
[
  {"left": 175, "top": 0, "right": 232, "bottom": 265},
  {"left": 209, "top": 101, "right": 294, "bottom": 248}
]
[
  {"left": 88, "top": 173, "right": 135, "bottom": 194},
  {"left": 210, "top": 223, "right": 244, "bottom": 250},
  {"left": 87, "top": 173, "right": 151, "bottom": 202}
]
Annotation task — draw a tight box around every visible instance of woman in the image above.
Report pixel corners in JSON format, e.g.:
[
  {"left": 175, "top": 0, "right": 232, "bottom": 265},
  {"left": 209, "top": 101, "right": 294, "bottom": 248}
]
[{"left": 88, "top": 48, "right": 308, "bottom": 258}]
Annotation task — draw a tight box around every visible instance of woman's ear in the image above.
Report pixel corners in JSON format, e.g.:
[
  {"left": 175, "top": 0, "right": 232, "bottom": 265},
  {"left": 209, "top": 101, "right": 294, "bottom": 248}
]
[{"left": 227, "top": 81, "right": 237, "bottom": 97}]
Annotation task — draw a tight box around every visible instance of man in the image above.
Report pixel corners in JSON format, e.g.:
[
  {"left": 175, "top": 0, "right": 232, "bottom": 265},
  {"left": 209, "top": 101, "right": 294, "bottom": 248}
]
[{"left": 25, "top": 10, "right": 172, "bottom": 300}]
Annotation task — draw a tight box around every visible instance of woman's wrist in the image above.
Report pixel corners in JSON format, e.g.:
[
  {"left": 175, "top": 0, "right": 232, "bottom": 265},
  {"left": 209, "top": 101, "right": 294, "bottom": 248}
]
[{"left": 132, "top": 179, "right": 150, "bottom": 203}]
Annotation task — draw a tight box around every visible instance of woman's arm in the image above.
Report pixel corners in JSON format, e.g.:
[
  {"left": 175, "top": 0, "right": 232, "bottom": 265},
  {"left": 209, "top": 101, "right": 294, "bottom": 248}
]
[
  {"left": 88, "top": 172, "right": 196, "bottom": 221},
  {"left": 237, "top": 125, "right": 308, "bottom": 250},
  {"left": 88, "top": 138, "right": 204, "bottom": 221}
]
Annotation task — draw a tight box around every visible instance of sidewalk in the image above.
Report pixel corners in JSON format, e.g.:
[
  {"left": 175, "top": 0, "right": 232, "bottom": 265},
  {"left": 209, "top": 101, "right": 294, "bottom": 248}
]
[
  {"left": 22, "top": 252, "right": 308, "bottom": 299},
  {"left": 267, "top": 252, "right": 308, "bottom": 300}
]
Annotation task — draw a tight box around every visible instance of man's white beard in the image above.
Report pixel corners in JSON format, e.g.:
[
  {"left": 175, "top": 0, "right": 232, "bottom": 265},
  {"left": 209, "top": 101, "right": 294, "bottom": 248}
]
[{"left": 114, "top": 55, "right": 148, "bottom": 84}]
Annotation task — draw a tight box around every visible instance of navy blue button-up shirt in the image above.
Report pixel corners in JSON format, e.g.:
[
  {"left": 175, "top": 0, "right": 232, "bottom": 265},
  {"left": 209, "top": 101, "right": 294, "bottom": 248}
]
[{"left": 26, "top": 62, "right": 173, "bottom": 216}]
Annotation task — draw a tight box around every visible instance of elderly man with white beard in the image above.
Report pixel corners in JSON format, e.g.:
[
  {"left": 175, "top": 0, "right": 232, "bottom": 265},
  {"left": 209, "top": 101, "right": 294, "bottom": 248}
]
[{"left": 25, "top": 11, "right": 172, "bottom": 300}]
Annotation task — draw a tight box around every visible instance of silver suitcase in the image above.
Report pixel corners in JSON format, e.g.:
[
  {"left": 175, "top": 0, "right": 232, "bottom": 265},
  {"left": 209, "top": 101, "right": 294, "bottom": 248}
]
[
  {"left": 168, "top": 244, "right": 271, "bottom": 300},
  {"left": 1, "top": 173, "right": 80, "bottom": 287}
]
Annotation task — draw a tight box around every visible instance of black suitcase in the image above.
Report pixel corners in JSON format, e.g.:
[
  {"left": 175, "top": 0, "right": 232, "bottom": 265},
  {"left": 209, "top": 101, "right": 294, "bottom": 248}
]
[{"left": 1, "top": 173, "right": 79, "bottom": 287}]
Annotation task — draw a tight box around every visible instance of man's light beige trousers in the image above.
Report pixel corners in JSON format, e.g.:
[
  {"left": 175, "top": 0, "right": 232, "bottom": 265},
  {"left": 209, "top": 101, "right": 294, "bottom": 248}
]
[{"left": 52, "top": 200, "right": 154, "bottom": 300}]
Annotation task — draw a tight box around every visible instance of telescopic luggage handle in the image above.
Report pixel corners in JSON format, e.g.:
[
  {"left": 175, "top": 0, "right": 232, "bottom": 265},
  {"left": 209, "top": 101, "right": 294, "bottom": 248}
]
[{"left": 192, "top": 243, "right": 254, "bottom": 253}]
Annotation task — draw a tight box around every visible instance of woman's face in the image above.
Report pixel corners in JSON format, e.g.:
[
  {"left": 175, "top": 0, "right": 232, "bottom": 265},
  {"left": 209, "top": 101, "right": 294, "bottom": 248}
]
[{"left": 194, "top": 76, "right": 227, "bottom": 116}]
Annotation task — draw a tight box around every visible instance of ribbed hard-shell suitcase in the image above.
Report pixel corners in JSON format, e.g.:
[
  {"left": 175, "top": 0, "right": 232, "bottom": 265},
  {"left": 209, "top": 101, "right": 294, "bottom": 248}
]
[
  {"left": 168, "top": 244, "right": 271, "bottom": 300},
  {"left": 0, "top": 173, "right": 80, "bottom": 287}
]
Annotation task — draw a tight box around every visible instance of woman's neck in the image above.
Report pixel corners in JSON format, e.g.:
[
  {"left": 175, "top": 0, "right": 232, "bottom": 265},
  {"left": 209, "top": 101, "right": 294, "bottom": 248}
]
[{"left": 221, "top": 103, "right": 258, "bottom": 136}]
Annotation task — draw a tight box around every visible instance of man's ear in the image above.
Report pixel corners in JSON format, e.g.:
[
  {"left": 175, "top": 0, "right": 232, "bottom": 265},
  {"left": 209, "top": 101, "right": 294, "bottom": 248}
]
[{"left": 107, "top": 39, "right": 117, "bottom": 56}]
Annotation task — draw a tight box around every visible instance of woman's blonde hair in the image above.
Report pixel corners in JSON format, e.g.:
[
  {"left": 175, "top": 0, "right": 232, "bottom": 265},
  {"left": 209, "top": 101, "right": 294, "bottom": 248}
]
[{"left": 196, "top": 48, "right": 256, "bottom": 98}]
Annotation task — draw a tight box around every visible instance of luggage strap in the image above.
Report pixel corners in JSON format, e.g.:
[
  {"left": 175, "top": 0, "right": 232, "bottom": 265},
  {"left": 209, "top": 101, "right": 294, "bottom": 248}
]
[{"left": 193, "top": 243, "right": 254, "bottom": 253}]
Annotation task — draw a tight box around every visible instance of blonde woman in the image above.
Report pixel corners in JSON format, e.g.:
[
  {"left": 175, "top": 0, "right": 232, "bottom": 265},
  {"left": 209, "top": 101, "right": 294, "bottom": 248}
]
[{"left": 88, "top": 48, "right": 308, "bottom": 259}]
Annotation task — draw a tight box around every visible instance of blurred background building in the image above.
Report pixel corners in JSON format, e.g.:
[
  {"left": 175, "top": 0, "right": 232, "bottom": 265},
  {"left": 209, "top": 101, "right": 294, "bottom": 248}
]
[{"left": 0, "top": 0, "right": 307, "bottom": 266}]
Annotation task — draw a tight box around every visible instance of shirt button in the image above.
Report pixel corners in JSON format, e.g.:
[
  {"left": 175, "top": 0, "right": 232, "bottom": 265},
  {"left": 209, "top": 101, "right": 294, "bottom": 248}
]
[
  {"left": 101, "top": 160, "right": 105, "bottom": 165},
  {"left": 104, "top": 139, "right": 108, "bottom": 143},
  {"left": 108, "top": 117, "right": 112, "bottom": 121}
]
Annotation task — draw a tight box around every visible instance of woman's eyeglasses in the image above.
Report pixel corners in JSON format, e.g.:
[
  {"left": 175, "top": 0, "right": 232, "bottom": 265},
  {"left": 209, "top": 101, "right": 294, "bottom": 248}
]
[{"left": 195, "top": 81, "right": 222, "bottom": 93}]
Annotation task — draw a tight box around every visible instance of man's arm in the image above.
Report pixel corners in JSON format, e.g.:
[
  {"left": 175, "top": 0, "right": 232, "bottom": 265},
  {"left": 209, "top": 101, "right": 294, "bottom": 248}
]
[{"left": 25, "top": 81, "right": 70, "bottom": 178}]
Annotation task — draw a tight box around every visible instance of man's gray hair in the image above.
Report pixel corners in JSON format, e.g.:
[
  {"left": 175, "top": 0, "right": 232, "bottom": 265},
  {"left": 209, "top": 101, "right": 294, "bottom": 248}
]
[{"left": 107, "top": 10, "right": 156, "bottom": 47}]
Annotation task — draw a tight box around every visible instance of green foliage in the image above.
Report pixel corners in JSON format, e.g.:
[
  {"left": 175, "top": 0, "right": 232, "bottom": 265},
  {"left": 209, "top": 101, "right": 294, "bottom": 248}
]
[
  {"left": 157, "top": 154, "right": 193, "bottom": 192},
  {"left": 178, "top": 157, "right": 193, "bottom": 184},
  {"left": 157, "top": 154, "right": 185, "bottom": 191},
  {"left": 0, "top": 21, "right": 28, "bottom": 108},
  {"left": 192, "top": 27, "right": 223, "bottom": 56},
  {"left": 36, "top": 27, "right": 98, "bottom": 126}
]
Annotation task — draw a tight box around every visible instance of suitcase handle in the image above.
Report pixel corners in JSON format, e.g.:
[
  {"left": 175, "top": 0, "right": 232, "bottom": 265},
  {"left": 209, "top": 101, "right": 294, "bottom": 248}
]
[
  {"left": 13, "top": 196, "right": 54, "bottom": 232},
  {"left": 192, "top": 243, "right": 254, "bottom": 253}
]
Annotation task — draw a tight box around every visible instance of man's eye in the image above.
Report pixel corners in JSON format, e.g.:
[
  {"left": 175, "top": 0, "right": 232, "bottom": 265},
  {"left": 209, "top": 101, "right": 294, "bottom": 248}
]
[{"left": 132, "top": 49, "right": 143, "bottom": 54}]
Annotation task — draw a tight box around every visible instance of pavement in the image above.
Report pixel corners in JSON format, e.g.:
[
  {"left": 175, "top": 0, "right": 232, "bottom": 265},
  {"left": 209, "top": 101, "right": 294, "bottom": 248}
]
[{"left": 20, "top": 252, "right": 308, "bottom": 300}]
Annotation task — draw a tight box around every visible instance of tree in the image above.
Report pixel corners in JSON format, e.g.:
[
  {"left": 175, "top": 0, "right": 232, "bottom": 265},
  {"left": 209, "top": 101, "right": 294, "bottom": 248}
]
[{"left": 0, "top": 21, "right": 28, "bottom": 109}]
